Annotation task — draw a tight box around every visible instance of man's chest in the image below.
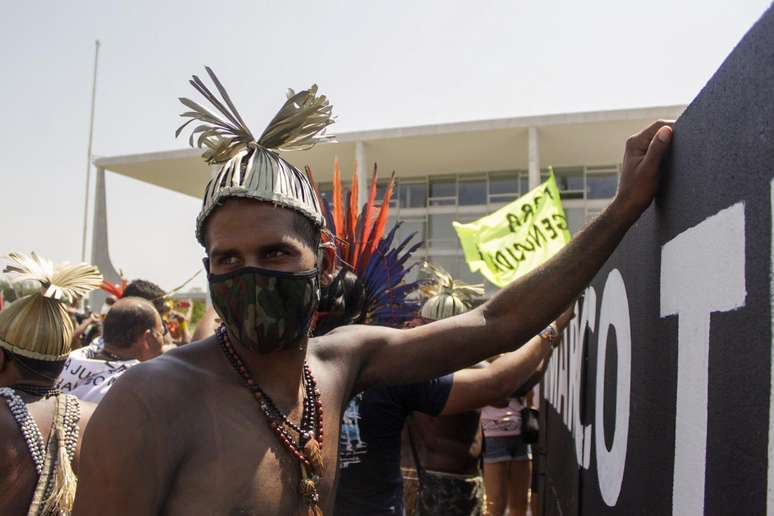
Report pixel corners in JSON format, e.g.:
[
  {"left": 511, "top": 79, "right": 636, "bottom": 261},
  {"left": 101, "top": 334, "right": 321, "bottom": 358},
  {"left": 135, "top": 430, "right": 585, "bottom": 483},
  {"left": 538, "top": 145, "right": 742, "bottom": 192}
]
[{"left": 163, "top": 387, "right": 345, "bottom": 515}]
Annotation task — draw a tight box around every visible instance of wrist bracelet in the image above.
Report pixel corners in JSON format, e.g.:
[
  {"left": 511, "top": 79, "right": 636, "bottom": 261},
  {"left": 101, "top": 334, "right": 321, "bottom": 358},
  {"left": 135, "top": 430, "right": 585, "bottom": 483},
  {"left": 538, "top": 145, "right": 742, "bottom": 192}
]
[{"left": 540, "top": 325, "right": 559, "bottom": 349}]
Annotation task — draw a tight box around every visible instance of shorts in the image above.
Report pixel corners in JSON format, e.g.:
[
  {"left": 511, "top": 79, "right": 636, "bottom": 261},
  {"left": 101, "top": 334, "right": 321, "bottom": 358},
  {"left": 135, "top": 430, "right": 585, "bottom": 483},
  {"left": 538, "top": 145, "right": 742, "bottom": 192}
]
[
  {"left": 402, "top": 467, "right": 485, "bottom": 516},
  {"left": 482, "top": 434, "right": 531, "bottom": 464}
]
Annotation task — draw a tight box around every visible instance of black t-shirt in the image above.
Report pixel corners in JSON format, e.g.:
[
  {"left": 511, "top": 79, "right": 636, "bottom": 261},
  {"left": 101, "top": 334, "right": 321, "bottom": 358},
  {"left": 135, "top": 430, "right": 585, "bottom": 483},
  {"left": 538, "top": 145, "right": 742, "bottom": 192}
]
[{"left": 334, "top": 375, "right": 454, "bottom": 516}]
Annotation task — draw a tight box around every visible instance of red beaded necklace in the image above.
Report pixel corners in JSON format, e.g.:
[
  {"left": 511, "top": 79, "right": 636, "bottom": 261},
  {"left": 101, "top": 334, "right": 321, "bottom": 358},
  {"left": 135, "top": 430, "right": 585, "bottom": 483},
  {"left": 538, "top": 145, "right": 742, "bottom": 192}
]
[{"left": 217, "top": 326, "right": 325, "bottom": 515}]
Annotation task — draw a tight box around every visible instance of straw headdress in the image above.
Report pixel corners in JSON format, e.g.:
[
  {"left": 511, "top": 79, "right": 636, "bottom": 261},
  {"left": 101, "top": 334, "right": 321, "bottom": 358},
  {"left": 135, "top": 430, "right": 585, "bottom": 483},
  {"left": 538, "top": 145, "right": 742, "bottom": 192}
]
[
  {"left": 419, "top": 261, "right": 485, "bottom": 321},
  {"left": 0, "top": 252, "right": 102, "bottom": 361},
  {"left": 176, "top": 67, "right": 335, "bottom": 246}
]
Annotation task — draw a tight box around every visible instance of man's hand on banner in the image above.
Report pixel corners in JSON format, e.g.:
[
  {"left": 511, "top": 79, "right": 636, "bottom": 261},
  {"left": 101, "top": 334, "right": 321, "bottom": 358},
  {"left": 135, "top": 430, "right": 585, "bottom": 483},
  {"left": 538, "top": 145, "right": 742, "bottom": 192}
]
[
  {"left": 554, "top": 304, "right": 576, "bottom": 332},
  {"left": 616, "top": 120, "right": 674, "bottom": 217}
]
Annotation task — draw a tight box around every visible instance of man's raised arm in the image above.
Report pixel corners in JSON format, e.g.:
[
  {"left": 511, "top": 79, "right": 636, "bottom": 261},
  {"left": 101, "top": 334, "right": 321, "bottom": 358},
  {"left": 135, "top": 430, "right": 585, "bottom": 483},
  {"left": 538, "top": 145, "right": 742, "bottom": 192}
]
[{"left": 340, "top": 121, "right": 673, "bottom": 392}]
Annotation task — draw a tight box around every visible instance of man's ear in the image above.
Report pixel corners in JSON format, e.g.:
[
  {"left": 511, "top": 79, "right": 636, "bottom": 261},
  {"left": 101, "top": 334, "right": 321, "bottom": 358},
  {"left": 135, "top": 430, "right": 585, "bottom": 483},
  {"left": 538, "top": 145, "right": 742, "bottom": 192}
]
[
  {"left": 142, "top": 329, "right": 155, "bottom": 350},
  {"left": 318, "top": 245, "right": 337, "bottom": 287}
]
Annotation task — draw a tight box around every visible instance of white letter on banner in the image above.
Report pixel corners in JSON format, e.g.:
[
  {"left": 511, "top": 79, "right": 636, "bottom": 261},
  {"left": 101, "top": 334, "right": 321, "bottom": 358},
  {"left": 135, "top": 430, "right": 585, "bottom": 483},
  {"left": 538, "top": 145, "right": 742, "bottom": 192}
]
[
  {"left": 595, "top": 269, "right": 631, "bottom": 507},
  {"left": 576, "top": 287, "right": 596, "bottom": 469},
  {"left": 566, "top": 304, "right": 578, "bottom": 436},
  {"left": 661, "top": 203, "right": 746, "bottom": 516}
]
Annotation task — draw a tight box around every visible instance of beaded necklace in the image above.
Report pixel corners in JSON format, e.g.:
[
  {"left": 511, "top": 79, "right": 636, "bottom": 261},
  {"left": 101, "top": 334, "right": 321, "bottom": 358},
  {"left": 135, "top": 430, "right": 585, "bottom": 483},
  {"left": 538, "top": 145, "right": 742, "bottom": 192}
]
[
  {"left": 0, "top": 387, "right": 79, "bottom": 476},
  {"left": 10, "top": 384, "right": 61, "bottom": 399},
  {"left": 216, "top": 326, "right": 325, "bottom": 515}
]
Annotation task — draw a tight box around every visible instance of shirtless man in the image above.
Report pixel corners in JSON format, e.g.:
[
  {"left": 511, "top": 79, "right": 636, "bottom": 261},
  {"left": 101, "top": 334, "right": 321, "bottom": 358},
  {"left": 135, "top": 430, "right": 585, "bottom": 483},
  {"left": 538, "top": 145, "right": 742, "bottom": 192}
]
[
  {"left": 0, "top": 252, "right": 101, "bottom": 515},
  {"left": 72, "top": 69, "right": 673, "bottom": 516},
  {"left": 57, "top": 297, "right": 165, "bottom": 403}
]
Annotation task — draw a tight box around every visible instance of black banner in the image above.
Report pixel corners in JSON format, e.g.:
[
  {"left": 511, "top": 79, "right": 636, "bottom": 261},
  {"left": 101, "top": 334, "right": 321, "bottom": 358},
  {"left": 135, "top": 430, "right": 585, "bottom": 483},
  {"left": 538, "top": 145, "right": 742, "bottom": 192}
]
[{"left": 539, "top": 5, "right": 774, "bottom": 515}]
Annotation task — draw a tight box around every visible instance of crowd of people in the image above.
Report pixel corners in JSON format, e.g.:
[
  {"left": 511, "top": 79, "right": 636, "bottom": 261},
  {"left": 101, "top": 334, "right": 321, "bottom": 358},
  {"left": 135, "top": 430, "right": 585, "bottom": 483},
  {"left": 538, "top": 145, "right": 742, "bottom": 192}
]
[{"left": 0, "top": 67, "right": 673, "bottom": 516}]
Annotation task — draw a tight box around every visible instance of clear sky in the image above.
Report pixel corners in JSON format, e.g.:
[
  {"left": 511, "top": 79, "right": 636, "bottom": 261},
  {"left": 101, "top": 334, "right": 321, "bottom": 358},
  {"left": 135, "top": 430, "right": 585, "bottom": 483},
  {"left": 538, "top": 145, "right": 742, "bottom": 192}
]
[{"left": 0, "top": 0, "right": 770, "bottom": 291}]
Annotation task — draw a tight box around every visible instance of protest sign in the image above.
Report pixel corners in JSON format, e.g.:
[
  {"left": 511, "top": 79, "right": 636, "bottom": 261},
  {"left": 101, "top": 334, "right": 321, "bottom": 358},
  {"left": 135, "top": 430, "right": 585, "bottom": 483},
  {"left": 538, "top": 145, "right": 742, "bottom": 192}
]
[{"left": 453, "top": 174, "right": 571, "bottom": 287}]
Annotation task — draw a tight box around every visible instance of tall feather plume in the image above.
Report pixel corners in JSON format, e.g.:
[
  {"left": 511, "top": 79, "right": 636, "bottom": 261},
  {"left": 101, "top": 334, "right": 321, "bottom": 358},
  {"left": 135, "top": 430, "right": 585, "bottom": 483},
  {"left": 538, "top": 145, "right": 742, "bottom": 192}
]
[
  {"left": 4, "top": 252, "right": 102, "bottom": 304},
  {"left": 310, "top": 161, "right": 426, "bottom": 328}
]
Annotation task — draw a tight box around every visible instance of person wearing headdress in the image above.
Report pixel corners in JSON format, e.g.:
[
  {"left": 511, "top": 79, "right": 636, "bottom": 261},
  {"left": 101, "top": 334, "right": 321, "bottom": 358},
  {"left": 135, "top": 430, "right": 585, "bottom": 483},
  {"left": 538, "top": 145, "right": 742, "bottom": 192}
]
[
  {"left": 72, "top": 66, "right": 671, "bottom": 516},
  {"left": 399, "top": 263, "right": 572, "bottom": 516},
  {"left": 0, "top": 252, "right": 102, "bottom": 516}
]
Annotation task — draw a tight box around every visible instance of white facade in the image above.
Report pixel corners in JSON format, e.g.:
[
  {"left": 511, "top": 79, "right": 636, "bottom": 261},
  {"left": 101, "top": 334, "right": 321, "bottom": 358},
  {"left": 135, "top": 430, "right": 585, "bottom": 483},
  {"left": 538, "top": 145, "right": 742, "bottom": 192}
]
[{"left": 93, "top": 105, "right": 685, "bottom": 294}]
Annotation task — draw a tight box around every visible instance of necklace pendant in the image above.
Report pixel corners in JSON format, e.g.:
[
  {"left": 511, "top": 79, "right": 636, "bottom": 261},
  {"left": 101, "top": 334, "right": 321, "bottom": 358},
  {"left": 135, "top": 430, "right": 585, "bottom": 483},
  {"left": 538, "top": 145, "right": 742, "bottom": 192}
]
[
  {"left": 303, "top": 437, "right": 324, "bottom": 475},
  {"left": 300, "top": 475, "right": 322, "bottom": 515}
]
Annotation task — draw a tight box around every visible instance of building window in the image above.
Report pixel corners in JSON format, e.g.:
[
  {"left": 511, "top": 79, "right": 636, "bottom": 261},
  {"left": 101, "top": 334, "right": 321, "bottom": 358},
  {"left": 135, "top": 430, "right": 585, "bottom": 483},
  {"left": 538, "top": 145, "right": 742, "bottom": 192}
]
[
  {"left": 459, "top": 177, "right": 487, "bottom": 206},
  {"left": 394, "top": 216, "right": 427, "bottom": 246},
  {"left": 399, "top": 181, "right": 428, "bottom": 208},
  {"left": 428, "top": 213, "right": 458, "bottom": 248},
  {"left": 587, "top": 168, "right": 618, "bottom": 199},
  {"left": 553, "top": 167, "right": 585, "bottom": 200},
  {"left": 488, "top": 171, "right": 521, "bottom": 203},
  {"left": 519, "top": 172, "right": 530, "bottom": 195},
  {"left": 429, "top": 177, "right": 457, "bottom": 206}
]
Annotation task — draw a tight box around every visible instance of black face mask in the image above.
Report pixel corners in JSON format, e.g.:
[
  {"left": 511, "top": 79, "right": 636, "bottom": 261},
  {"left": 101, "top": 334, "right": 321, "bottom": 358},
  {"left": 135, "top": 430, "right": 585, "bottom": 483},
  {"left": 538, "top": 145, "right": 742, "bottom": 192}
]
[{"left": 207, "top": 266, "right": 320, "bottom": 354}]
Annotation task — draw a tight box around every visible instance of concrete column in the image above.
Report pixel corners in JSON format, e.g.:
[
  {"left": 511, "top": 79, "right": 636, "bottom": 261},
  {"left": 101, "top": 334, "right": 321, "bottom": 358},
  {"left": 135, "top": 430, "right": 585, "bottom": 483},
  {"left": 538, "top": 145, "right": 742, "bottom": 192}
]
[
  {"left": 355, "top": 141, "right": 368, "bottom": 206},
  {"left": 528, "top": 127, "right": 541, "bottom": 189},
  {"left": 89, "top": 167, "right": 121, "bottom": 310}
]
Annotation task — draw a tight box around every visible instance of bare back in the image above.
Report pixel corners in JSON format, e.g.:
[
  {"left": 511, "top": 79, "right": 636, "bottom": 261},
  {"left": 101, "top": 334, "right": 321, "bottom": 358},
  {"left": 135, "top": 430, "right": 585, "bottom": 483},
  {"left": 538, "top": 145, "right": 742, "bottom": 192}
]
[{"left": 405, "top": 411, "right": 483, "bottom": 475}]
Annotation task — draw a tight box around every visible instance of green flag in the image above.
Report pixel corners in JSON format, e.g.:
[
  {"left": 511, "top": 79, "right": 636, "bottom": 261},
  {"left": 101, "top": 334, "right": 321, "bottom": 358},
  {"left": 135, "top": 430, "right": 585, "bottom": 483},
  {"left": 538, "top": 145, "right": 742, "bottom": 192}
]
[{"left": 453, "top": 174, "right": 571, "bottom": 287}]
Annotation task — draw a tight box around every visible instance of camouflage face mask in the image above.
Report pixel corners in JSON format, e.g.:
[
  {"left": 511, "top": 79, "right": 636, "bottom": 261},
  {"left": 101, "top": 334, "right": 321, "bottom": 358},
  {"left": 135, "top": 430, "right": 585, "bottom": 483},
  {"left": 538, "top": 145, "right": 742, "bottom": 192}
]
[{"left": 208, "top": 266, "right": 320, "bottom": 354}]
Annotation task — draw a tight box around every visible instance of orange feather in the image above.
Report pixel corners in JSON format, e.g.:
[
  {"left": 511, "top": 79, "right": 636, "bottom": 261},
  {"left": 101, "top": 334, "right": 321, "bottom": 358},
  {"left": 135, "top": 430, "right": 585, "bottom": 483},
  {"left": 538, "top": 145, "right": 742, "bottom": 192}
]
[
  {"left": 332, "top": 158, "right": 344, "bottom": 241},
  {"left": 347, "top": 162, "right": 359, "bottom": 266},
  {"left": 363, "top": 171, "right": 396, "bottom": 266},
  {"left": 353, "top": 165, "right": 379, "bottom": 268},
  {"left": 100, "top": 278, "right": 127, "bottom": 298}
]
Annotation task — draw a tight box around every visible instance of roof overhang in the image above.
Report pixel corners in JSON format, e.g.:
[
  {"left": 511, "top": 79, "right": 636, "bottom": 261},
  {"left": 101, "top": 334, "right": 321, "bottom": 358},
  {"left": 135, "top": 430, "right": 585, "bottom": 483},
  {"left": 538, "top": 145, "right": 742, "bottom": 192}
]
[{"left": 94, "top": 104, "right": 686, "bottom": 198}]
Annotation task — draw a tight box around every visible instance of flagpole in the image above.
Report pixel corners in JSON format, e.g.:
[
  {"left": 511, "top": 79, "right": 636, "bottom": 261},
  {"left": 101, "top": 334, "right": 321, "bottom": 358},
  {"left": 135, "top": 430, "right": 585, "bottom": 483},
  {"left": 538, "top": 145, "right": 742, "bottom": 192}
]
[{"left": 80, "top": 39, "right": 100, "bottom": 262}]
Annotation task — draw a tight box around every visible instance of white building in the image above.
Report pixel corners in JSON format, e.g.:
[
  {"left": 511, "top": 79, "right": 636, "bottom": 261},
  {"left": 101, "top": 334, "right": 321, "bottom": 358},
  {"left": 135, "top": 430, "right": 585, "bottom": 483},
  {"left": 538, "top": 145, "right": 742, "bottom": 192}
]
[{"left": 92, "top": 105, "right": 684, "bottom": 297}]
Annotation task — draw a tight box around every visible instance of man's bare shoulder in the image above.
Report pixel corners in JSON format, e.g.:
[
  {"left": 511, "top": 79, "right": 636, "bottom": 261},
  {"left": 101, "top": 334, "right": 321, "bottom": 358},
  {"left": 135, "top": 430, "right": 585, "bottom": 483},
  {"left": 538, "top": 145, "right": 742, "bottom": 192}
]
[
  {"left": 103, "top": 336, "right": 224, "bottom": 411},
  {"left": 311, "top": 324, "right": 399, "bottom": 359}
]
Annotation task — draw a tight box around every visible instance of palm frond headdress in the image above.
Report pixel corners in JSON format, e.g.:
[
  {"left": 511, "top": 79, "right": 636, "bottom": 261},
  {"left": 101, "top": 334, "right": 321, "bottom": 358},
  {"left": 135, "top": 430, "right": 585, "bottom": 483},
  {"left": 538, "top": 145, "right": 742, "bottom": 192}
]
[
  {"left": 177, "top": 67, "right": 335, "bottom": 245},
  {"left": 0, "top": 252, "right": 102, "bottom": 361},
  {"left": 419, "top": 261, "right": 484, "bottom": 321}
]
